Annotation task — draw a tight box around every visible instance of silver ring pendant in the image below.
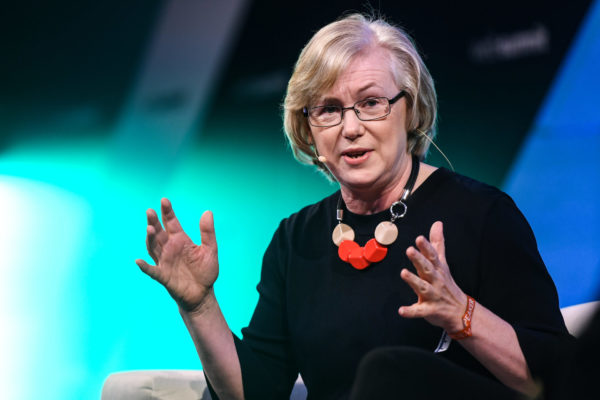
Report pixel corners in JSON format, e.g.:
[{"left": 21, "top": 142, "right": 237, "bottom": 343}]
[{"left": 390, "top": 200, "right": 407, "bottom": 221}]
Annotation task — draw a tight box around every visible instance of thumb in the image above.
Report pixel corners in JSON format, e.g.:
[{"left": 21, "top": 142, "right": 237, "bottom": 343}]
[
  {"left": 199, "top": 210, "right": 218, "bottom": 250},
  {"left": 136, "top": 258, "right": 160, "bottom": 281},
  {"left": 429, "top": 221, "right": 446, "bottom": 263}
]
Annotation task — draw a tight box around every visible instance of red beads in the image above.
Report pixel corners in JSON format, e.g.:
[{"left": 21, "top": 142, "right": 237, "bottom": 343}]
[
  {"left": 364, "top": 238, "right": 388, "bottom": 262},
  {"left": 338, "top": 239, "right": 388, "bottom": 270},
  {"left": 338, "top": 240, "right": 360, "bottom": 262},
  {"left": 348, "top": 246, "right": 370, "bottom": 270}
]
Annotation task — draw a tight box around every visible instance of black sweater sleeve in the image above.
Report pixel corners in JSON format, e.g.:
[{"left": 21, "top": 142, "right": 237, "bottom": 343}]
[
  {"left": 208, "top": 220, "right": 298, "bottom": 400},
  {"left": 476, "top": 194, "right": 575, "bottom": 396}
]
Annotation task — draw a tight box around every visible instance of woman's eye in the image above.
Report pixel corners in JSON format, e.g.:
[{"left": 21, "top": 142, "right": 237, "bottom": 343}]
[
  {"left": 320, "top": 106, "right": 339, "bottom": 115},
  {"left": 362, "top": 98, "right": 381, "bottom": 108}
]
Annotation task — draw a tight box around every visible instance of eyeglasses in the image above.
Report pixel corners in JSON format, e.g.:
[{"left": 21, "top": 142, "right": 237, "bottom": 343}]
[{"left": 303, "top": 91, "right": 406, "bottom": 128}]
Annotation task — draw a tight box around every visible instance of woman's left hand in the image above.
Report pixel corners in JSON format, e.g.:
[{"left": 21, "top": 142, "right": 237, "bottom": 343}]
[
  {"left": 398, "top": 221, "right": 467, "bottom": 334},
  {"left": 399, "top": 221, "right": 540, "bottom": 396}
]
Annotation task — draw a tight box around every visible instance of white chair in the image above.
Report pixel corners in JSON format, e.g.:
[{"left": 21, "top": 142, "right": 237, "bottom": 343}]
[
  {"left": 101, "top": 301, "right": 599, "bottom": 400},
  {"left": 101, "top": 370, "right": 307, "bottom": 400},
  {"left": 559, "top": 300, "right": 599, "bottom": 337}
]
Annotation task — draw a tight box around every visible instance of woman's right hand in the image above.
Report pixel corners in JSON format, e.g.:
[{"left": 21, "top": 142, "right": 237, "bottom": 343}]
[{"left": 136, "top": 198, "right": 219, "bottom": 314}]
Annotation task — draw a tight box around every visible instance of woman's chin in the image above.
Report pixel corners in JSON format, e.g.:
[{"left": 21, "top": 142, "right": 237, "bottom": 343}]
[{"left": 338, "top": 172, "right": 382, "bottom": 192}]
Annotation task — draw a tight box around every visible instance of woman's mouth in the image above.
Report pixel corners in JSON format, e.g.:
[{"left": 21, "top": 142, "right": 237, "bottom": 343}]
[{"left": 342, "top": 149, "right": 372, "bottom": 164}]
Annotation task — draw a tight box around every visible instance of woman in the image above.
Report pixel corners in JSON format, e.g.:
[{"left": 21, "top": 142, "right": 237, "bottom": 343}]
[{"left": 136, "top": 14, "right": 571, "bottom": 400}]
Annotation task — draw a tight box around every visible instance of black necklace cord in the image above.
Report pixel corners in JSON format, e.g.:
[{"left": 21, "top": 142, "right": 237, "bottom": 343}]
[
  {"left": 336, "top": 154, "right": 420, "bottom": 222},
  {"left": 403, "top": 154, "right": 420, "bottom": 199}
]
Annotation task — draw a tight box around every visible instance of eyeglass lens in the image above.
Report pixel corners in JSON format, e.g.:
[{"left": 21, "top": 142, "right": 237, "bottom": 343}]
[{"left": 308, "top": 97, "right": 391, "bottom": 127}]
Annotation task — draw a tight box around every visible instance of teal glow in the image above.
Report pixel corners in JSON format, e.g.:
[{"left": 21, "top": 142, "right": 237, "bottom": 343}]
[
  {"left": 0, "top": 175, "right": 92, "bottom": 400},
  {"left": 0, "top": 131, "right": 333, "bottom": 399}
]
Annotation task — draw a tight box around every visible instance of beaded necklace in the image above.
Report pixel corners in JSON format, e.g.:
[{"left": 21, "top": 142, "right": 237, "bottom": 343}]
[{"left": 332, "top": 155, "right": 420, "bottom": 269}]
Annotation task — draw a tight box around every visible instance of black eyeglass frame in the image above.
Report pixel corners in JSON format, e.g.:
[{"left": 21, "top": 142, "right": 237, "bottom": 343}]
[{"left": 302, "top": 90, "right": 406, "bottom": 128}]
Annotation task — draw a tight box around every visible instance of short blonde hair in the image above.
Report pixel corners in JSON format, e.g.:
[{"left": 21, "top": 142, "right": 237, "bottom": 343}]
[{"left": 283, "top": 13, "right": 438, "bottom": 179}]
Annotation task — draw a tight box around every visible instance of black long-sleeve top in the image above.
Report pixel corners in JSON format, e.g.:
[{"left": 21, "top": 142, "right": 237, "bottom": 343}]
[{"left": 209, "top": 168, "right": 572, "bottom": 400}]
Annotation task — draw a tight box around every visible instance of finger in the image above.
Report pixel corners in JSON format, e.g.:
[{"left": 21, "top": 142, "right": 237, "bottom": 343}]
[
  {"left": 147, "top": 209, "right": 168, "bottom": 248},
  {"left": 398, "top": 303, "right": 426, "bottom": 319},
  {"left": 429, "top": 221, "right": 447, "bottom": 265},
  {"left": 415, "top": 235, "right": 442, "bottom": 270},
  {"left": 199, "top": 210, "right": 218, "bottom": 250},
  {"left": 400, "top": 267, "right": 431, "bottom": 297},
  {"left": 147, "top": 208, "right": 164, "bottom": 234},
  {"left": 136, "top": 258, "right": 159, "bottom": 280},
  {"left": 161, "top": 198, "right": 184, "bottom": 234},
  {"left": 406, "top": 246, "right": 436, "bottom": 280},
  {"left": 146, "top": 225, "right": 163, "bottom": 263}
]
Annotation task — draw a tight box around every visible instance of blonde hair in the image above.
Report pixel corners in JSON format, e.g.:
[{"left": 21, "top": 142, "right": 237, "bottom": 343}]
[{"left": 283, "top": 13, "right": 438, "bottom": 179}]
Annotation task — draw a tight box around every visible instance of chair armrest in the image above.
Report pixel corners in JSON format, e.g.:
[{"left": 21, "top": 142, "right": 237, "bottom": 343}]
[
  {"left": 561, "top": 300, "right": 600, "bottom": 337},
  {"left": 101, "top": 370, "right": 211, "bottom": 400},
  {"left": 101, "top": 370, "right": 308, "bottom": 400}
]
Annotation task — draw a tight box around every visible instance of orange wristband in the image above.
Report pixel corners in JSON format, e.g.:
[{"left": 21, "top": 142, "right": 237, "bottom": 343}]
[{"left": 448, "top": 295, "right": 476, "bottom": 340}]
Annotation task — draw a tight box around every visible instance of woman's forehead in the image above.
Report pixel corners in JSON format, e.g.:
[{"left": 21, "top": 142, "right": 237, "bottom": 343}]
[{"left": 315, "top": 51, "right": 398, "bottom": 101}]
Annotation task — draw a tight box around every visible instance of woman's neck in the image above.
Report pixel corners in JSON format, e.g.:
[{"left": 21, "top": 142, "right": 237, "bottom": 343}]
[{"left": 341, "top": 156, "right": 415, "bottom": 215}]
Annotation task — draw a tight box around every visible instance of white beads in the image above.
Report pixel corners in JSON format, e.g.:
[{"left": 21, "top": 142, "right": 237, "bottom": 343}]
[
  {"left": 374, "top": 221, "right": 398, "bottom": 245},
  {"left": 332, "top": 223, "right": 355, "bottom": 246}
]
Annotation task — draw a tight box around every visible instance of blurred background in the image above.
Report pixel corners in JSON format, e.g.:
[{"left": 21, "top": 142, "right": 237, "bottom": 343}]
[{"left": 1, "top": 0, "right": 598, "bottom": 398}]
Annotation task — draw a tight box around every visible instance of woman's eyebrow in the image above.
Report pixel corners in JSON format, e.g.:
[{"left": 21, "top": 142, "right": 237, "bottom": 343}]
[
  {"left": 356, "top": 82, "right": 382, "bottom": 94},
  {"left": 314, "top": 83, "right": 383, "bottom": 104},
  {"left": 314, "top": 96, "right": 342, "bottom": 105}
]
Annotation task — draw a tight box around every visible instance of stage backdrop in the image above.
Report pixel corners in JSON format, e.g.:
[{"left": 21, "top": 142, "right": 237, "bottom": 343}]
[{"left": 0, "top": 1, "right": 598, "bottom": 399}]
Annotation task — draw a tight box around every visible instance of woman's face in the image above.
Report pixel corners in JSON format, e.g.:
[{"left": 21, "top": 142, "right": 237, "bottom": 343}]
[{"left": 310, "top": 47, "right": 410, "bottom": 194}]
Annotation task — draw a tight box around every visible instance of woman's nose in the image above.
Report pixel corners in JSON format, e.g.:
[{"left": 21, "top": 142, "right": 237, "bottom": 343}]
[{"left": 341, "top": 109, "right": 363, "bottom": 140}]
